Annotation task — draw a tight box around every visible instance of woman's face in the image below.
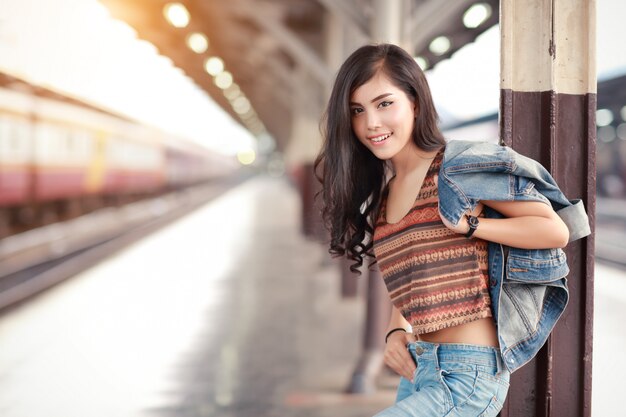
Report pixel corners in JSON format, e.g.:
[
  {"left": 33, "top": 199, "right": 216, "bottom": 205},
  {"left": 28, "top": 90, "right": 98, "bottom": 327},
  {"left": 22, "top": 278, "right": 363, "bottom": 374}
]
[{"left": 349, "top": 72, "right": 417, "bottom": 161}]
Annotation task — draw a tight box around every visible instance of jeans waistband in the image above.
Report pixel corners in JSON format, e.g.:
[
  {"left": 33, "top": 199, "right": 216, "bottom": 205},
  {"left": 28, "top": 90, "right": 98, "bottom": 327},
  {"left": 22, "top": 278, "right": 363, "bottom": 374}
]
[{"left": 408, "top": 341, "right": 505, "bottom": 373}]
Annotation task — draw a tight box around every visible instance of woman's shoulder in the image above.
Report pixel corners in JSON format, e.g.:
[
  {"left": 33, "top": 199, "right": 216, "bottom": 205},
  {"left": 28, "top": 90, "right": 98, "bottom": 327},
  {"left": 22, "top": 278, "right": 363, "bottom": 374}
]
[
  {"left": 443, "top": 139, "right": 504, "bottom": 154},
  {"left": 442, "top": 139, "right": 514, "bottom": 165}
]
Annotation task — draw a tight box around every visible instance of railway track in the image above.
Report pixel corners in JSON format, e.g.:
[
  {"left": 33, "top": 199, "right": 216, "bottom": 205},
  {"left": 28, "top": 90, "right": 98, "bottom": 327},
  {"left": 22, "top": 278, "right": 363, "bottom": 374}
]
[
  {"left": 0, "top": 174, "right": 250, "bottom": 311},
  {"left": 1, "top": 188, "right": 623, "bottom": 311}
]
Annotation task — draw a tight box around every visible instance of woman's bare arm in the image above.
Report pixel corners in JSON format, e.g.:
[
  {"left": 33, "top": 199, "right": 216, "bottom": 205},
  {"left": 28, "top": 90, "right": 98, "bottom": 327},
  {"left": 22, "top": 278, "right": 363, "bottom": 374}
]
[
  {"left": 442, "top": 200, "right": 570, "bottom": 249},
  {"left": 383, "top": 305, "right": 416, "bottom": 381}
]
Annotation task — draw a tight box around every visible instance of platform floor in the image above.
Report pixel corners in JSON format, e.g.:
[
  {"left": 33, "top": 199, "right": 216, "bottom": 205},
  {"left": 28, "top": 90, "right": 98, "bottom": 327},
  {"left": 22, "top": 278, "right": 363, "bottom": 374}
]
[
  {"left": 0, "top": 176, "right": 623, "bottom": 417},
  {"left": 0, "top": 177, "right": 395, "bottom": 417}
]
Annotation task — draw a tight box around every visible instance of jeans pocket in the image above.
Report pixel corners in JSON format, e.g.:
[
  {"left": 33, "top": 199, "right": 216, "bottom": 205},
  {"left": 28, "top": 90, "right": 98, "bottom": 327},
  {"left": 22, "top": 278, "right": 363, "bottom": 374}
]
[
  {"left": 440, "top": 368, "right": 509, "bottom": 415},
  {"left": 476, "top": 372, "right": 510, "bottom": 417},
  {"left": 439, "top": 366, "right": 478, "bottom": 410},
  {"left": 394, "top": 376, "right": 416, "bottom": 404},
  {"left": 476, "top": 369, "right": 511, "bottom": 387},
  {"left": 478, "top": 394, "right": 505, "bottom": 417}
]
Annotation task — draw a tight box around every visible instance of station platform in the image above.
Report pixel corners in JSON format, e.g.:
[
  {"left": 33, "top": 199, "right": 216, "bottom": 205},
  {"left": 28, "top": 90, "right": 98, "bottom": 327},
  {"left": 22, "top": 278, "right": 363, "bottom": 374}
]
[
  {"left": 0, "top": 176, "right": 396, "bottom": 417},
  {"left": 0, "top": 175, "right": 623, "bottom": 417}
]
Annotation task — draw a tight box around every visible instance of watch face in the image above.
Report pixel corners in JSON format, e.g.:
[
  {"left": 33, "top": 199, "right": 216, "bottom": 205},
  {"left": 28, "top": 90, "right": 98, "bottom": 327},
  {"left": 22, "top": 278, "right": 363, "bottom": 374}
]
[{"left": 468, "top": 216, "right": 480, "bottom": 227}]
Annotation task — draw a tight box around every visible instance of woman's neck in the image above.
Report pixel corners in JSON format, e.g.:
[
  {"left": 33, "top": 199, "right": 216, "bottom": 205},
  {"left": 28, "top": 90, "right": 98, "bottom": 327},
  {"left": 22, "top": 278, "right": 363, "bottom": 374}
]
[{"left": 391, "top": 141, "right": 441, "bottom": 178}]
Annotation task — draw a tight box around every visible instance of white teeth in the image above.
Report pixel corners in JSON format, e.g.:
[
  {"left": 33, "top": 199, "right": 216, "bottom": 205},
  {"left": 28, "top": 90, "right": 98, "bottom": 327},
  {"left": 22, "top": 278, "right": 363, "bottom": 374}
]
[{"left": 371, "top": 133, "right": 391, "bottom": 142}]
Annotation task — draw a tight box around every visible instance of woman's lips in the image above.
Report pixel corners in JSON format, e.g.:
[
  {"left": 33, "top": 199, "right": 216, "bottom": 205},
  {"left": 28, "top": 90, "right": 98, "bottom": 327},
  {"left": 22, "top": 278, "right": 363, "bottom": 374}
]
[{"left": 368, "top": 132, "right": 392, "bottom": 146}]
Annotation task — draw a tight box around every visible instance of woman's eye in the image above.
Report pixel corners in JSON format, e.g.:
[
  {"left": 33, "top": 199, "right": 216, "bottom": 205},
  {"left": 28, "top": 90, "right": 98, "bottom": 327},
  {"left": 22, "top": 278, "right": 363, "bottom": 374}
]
[
  {"left": 379, "top": 101, "right": 393, "bottom": 108},
  {"left": 351, "top": 107, "right": 363, "bottom": 115}
]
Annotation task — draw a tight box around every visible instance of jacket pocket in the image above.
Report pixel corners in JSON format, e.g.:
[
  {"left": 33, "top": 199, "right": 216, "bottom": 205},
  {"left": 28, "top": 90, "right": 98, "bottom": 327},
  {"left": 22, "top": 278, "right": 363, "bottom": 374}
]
[
  {"left": 506, "top": 248, "right": 569, "bottom": 283},
  {"left": 498, "top": 248, "right": 570, "bottom": 349}
]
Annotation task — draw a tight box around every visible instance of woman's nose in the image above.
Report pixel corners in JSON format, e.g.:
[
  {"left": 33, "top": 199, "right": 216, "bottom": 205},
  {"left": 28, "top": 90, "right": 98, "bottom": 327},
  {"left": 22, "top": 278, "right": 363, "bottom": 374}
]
[{"left": 367, "top": 113, "right": 381, "bottom": 130}]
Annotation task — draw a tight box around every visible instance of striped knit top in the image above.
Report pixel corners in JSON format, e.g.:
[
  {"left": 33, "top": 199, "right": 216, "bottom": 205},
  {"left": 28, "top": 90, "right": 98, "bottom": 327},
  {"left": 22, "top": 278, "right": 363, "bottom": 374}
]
[{"left": 372, "top": 148, "right": 492, "bottom": 335}]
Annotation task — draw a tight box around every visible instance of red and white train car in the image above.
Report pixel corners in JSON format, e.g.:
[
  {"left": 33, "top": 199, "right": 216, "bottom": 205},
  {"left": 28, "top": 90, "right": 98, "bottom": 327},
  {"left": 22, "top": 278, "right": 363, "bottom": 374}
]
[{"left": 0, "top": 72, "right": 236, "bottom": 236}]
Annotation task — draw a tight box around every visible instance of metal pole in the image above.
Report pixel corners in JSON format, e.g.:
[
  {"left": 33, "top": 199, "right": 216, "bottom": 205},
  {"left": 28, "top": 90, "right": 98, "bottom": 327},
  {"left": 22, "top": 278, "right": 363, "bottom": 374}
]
[
  {"left": 347, "top": 266, "right": 391, "bottom": 393},
  {"left": 499, "top": 1, "right": 596, "bottom": 416}
]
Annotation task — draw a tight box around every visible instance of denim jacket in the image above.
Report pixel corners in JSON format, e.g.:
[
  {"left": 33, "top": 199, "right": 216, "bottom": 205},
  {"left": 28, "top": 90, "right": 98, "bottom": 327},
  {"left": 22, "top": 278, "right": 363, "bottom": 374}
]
[{"left": 437, "top": 140, "right": 591, "bottom": 373}]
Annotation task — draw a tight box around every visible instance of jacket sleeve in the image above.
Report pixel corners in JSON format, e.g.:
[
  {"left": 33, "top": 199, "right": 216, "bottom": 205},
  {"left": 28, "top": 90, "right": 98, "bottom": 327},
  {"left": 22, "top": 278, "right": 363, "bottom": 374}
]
[
  {"left": 438, "top": 142, "right": 591, "bottom": 242},
  {"left": 505, "top": 147, "right": 591, "bottom": 242}
]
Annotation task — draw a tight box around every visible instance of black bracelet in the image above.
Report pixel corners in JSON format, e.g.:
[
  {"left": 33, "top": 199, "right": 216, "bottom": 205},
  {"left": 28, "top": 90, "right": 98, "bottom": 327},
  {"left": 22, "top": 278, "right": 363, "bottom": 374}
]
[{"left": 385, "top": 327, "right": 407, "bottom": 343}]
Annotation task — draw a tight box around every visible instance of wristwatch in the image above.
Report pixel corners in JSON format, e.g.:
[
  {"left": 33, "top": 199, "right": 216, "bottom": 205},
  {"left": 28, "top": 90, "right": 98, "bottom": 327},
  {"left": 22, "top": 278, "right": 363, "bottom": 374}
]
[{"left": 465, "top": 214, "right": 480, "bottom": 238}]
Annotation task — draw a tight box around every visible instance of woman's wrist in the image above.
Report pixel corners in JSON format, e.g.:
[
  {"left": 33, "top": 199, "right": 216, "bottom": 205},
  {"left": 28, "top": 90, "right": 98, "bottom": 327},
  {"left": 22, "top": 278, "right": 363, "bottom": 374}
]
[{"left": 385, "top": 327, "right": 407, "bottom": 343}]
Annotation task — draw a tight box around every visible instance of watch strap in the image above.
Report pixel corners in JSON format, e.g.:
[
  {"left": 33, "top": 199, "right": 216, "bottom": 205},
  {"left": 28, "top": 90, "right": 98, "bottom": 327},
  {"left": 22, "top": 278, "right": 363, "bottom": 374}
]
[{"left": 464, "top": 215, "right": 479, "bottom": 238}]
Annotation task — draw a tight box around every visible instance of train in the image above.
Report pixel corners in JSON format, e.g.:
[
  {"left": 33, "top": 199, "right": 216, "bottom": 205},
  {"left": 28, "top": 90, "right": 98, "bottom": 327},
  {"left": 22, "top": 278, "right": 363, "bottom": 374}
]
[{"left": 0, "top": 72, "right": 238, "bottom": 238}]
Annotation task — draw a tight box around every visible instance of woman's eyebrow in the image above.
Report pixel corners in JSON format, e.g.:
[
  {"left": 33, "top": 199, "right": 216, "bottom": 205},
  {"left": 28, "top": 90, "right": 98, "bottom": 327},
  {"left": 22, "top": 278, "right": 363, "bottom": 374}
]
[{"left": 349, "top": 93, "right": 394, "bottom": 106}]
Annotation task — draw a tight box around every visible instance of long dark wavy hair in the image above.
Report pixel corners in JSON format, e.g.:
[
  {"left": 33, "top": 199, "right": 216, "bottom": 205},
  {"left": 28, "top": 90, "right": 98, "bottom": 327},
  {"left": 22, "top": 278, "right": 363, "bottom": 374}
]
[{"left": 314, "top": 43, "right": 446, "bottom": 273}]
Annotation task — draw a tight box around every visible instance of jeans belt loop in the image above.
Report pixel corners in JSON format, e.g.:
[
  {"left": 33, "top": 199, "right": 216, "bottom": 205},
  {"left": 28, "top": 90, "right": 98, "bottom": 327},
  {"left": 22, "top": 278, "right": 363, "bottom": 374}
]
[
  {"left": 495, "top": 348, "right": 505, "bottom": 375},
  {"left": 433, "top": 343, "right": 440, "bottom": 369}
]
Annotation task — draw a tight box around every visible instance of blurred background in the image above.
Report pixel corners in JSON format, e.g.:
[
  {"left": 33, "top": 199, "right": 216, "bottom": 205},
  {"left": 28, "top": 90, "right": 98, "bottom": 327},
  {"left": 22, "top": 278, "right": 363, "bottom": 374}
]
[{"left": 0, "top": 0, "right": 623, "bottom": 416}]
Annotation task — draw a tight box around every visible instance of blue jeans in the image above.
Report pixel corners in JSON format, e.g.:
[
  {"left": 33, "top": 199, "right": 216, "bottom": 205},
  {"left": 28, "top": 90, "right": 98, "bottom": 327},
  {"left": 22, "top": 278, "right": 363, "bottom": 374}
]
[{"left": 374, "top": 341, "right": 510, "bottom": 416}]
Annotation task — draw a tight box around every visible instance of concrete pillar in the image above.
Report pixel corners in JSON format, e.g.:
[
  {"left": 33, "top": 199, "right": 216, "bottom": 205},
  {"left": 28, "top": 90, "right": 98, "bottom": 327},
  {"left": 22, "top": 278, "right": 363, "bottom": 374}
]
[
  {"left": 322, "top": 9, "right": 364, "bottom": 293},
  {"left": 499, "top": 1, "right": 596, "bottom": 416},
  {"left": 284, "top": 64, "right": 326, "bottom": 240},
  {"left": 324, "top": 9, "right": 346, "bottom": 73},
  {"left": 371, "top": 0, "right": 405, "bottom": 45}
]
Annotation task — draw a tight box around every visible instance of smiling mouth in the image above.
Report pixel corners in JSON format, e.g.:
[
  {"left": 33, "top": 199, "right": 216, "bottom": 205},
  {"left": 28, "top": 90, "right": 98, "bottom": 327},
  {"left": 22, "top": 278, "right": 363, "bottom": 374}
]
[{"left": 369, "top": 133, "right": 392, "bottom": 143}]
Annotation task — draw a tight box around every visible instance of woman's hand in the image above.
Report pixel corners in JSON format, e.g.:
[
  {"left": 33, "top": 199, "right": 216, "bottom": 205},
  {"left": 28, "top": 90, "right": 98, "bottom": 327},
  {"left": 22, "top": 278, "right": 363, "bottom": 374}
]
[
  {"left": 434, "top": 174, "right": 484, "bottom": 235},
  {"left": 383, "top": 330, "right": 418, "bottom": 381},
  {"left": 439, "top": 195, "right": 570, "bottom": 249},
  {"left": 439, "top": 202, "right": 484, "bottom": 235}
]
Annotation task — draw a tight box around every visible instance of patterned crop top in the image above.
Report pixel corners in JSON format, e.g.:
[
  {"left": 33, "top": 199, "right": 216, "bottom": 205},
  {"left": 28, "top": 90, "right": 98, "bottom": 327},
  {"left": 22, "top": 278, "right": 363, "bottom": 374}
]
[{"left": 372, "top": 148, "right": 493, "bottom": 335}]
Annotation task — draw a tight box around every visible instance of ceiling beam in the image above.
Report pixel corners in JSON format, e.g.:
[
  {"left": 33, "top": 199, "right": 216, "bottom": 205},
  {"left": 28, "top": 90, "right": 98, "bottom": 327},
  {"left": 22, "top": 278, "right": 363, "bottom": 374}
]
[
  {"left": 220, "top": 1, "right": 333, "bottom": 87},
  {"left": 409, "top": 0, "right": 475, "bottom": 53},
  {"left": 316, "top": 0, "right": 370, "bottom": 42}
]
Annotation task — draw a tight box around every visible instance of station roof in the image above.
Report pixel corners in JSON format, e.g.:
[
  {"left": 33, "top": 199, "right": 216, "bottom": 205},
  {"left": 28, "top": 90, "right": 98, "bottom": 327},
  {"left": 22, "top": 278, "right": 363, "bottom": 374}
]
[
  {"left": 0, "top": 72, "right": 134, "bottom": 121},
  {"left": 599, "top": 73, "right": 626, "bottom": 113},
  {"left": 99, "top": 0, "right": 498, "bottom": 152}
]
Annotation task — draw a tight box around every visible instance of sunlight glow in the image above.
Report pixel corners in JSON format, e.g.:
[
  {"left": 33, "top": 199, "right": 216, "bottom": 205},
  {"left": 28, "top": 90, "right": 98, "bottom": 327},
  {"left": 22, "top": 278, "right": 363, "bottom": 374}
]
[
  {"left": 463, "top": 3, "right": 492, "bottom": 29},
  {"left": 597, "top": 109, "right": 614, "bottom": 127},
  {"left": 204, "top": 56, "right": 224, "bottom": 76},
  {"left": 163, "top": 3, "right": 190, "bottom": 28},
  {"left": 224, "top": 84, "right": 241, "bottom": 101},
  {"left": 214, "top": 71, "right": 233, "bottom": 89},
  {"left": 232, "top": 97, "right": 251, "bottom": 115},
  {"left": 186, "top": 32, "right": 209, "bottom": 54},
  {"left": 429, "top": 36, "right": 451, "bottom": 56},
  {"left": 0, "top": 0, "right": 257, "bottom": 156},
  {"left": 237, "top": 148, "right": 256, "bottom": 165},
  {"left": 414, "top": 56, "right": 429, "bottom": 70}
]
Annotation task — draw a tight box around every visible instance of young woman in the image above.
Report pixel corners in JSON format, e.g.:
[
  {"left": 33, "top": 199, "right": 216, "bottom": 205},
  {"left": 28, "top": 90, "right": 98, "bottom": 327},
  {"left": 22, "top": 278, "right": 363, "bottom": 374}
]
[{"left": 314, "top": 43, "right": 587, "bottom": 416}]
